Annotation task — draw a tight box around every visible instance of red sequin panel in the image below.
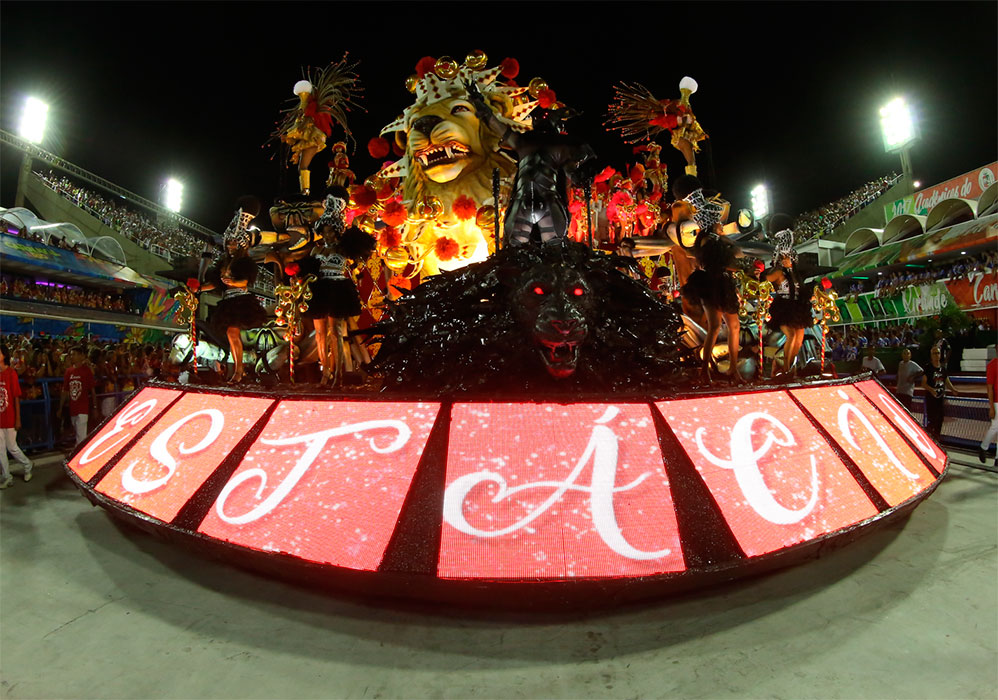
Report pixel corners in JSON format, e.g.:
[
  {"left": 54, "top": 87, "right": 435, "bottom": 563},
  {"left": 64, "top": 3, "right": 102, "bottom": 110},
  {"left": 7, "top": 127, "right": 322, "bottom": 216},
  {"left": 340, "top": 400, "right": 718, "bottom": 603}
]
[
  {"left": 68, "top": 387, "right": 182, "bottom": 482},
  {"left": 792, "top": 385, "right": 937, "bottom": 506},
  {"left": 96, "top": 394, "right": 273, "bottom": 522},
  {"left": 657, "top": 391, "right": 878, "bottom": 558},
  {"left": 438, "top": 404, "right": 684, "bottom": 580},
  {"left": 853, "top": 379, "right": 947, "bottom": 474},
  {"left": 198, "top": 401, "right": 440, "bottom": 572}
]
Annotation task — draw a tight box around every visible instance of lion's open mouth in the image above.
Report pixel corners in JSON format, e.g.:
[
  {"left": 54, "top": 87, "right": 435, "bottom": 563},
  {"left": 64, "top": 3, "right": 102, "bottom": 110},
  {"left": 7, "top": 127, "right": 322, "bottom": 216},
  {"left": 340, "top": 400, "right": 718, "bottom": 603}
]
[
  {"left": 415, "top": 141, "right": 471, "bottom": 169},
  {"left": 539, "top": 339, "right": 580, "bottom": 378}
]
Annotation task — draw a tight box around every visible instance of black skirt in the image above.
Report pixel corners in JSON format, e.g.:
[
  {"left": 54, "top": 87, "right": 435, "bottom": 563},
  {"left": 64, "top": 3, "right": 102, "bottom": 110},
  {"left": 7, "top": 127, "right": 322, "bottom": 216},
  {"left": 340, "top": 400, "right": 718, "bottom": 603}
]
[
  {"left": 682, "top": 270, "right": 740, "bottom": 315},
  {"left": 304, "top": 277, "right": 362, "bottom": 319},
  {"left": 208, "top": 293, "right": 269, "bottom": 334},
  {"left": 768, "top": 296, "right": 814, "bottom": 329}
]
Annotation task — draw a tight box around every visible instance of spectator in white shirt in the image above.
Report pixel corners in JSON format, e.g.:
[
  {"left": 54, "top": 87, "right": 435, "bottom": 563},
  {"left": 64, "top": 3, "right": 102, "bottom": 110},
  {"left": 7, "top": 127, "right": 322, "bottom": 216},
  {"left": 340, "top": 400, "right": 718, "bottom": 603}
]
[
  {"left": 861, "top": 347, "right": 886, "bottom": 377},
  {"left": 894, "top": 348, "right": 923, "bottom": 411}
]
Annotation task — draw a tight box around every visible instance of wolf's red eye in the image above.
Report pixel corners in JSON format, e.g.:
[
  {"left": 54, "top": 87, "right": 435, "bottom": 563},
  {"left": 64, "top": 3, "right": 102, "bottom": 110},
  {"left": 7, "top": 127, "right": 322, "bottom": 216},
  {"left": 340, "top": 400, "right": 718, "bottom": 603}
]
[
  {"left": 533, "top": 286, "right": 545, "bottom": 295},
  {"left": 572, "top": 287, "right": 584, "bottom": 296}
]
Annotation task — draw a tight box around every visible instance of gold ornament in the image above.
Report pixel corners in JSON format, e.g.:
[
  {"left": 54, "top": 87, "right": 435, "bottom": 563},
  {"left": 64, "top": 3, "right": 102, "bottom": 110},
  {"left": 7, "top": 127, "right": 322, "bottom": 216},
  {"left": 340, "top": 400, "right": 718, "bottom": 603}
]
[
  {"left": 416, "top": 196, "right": 444, "bottom": 221},
  {"left": 434, "top": 57, "right": 459, "bottom": 79},
  {"left": 465, "top": 50, "right": 488, "bottom": 69},
  {"left": 475, "top": 205, "right": 495, "bottom": 232},
  {"left": 273, "top": 274, "right": 316, "bottom": 383},
  {"left": 528, "top": 77, "right": 548, "bottom": 98},
  {"left": 405, "top": 74, "right": 418, "bottom": 93},
  {"left": 383, "top": 247, "right": 410, "bottom": 271}
]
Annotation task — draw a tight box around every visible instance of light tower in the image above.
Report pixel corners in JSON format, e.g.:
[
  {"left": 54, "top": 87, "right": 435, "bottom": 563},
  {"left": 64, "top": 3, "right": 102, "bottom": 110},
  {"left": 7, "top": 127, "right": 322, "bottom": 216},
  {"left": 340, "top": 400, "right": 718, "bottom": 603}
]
[
  {"left": 14, "top": 96, "right": 49, "bottom": 207},
  {"left": 750, "top": 183, "right": 771, "bottom": 223},
  {"left": 879, "top": 97, "right": 918, "bottom": 193},
  {"left": 164, "top": 178, "right": 184, "bottom": 213}
]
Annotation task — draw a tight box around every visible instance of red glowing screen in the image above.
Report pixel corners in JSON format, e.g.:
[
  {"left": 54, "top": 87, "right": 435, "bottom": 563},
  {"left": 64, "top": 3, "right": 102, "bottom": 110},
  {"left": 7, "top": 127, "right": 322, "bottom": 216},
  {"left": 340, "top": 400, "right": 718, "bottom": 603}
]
[
  {"left": 853, "top": 380, "right": 946, "bottom": 474},
  {"left": 791, "top": 385, "right": 937, "bottom": 506},
  {"left": 657, "top": 391, "right": 879, "bottom": 557},
  {"left": 95, "top": 393, "right": 273, "bottom": 522},
  {"left": 68, "top": 387, "right": 182, "bottom": 482},
  {"left": 438, "top": 403, "right": 685, "bottom": 579},
  {"left": 198, "top": 401, "right": 440, "bottom": 571}
]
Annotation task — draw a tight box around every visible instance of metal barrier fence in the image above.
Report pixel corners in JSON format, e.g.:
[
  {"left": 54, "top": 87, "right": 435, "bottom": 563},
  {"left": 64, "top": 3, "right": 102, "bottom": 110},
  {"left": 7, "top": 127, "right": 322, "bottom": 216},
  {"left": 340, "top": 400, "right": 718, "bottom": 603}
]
[
  {"left": 17, "top": 376, "right": 147, "bottom": 452},
  {"left": 900, "top": 393, "right": 992, "bottom": 450}
]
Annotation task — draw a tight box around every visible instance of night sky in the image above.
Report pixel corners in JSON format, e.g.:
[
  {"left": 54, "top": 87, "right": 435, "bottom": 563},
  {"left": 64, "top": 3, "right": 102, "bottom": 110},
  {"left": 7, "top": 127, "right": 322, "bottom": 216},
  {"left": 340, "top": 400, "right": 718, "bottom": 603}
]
[{"left": 2, "top": 2, "right": 995, "bottom": 234}]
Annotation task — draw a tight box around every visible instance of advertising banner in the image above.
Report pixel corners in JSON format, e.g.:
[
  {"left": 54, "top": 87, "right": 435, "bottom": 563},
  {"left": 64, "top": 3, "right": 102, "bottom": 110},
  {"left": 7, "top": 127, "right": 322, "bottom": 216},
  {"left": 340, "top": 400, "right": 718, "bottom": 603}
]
[{"left": 885, "top": 162, "right": 997, "bottom": 220}]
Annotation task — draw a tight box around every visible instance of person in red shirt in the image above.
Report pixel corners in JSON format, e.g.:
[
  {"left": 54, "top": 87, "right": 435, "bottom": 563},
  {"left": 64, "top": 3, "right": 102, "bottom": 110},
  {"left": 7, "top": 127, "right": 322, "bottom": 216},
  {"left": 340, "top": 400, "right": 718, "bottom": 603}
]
[
  {"left": 980, "top": 350, "right": 998, "bottom": 464},
  {"left": 0, "top": 344, "right": 33, "bottom": 488},
  {"left": 58, "top": 347, "right": 97, "bottom": 447}
]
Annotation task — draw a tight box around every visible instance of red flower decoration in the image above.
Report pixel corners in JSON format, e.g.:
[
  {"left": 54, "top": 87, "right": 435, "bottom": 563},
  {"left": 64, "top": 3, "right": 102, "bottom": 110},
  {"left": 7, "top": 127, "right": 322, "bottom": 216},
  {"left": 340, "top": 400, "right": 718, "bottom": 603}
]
[
  {"left": 753, "top": 260, "right": 766, "bottom": 272},
  {"left": 500, "top": 57, "right": 520, "bottom": 79},
  {"left": 672, "top": 290, "right": 681, "bottom": 299},
  {"left": 821, "top": 277, "right": 833, "bottom": 290},
  {"left": 349, "top": 184, "right": 377, "bottom": 212},
  {"left": 434, "top": 236, "right": 460, "bottom": 261},
  {"left": 284, "top": 263, "right": 300, "bottom": 277},
  {"left": 649, "top": 189, "right": 662, "bottom": 202},
  {"left": 629, "top": 164, "right": 645, "bottom": 183},
  {"left": 415, "top": 56, "right": 436, "bottom": 78},
  {"left": 537, "top": 89, "right": 557, "bottom": 109},
  {"left": 594, "top": 181, "right": 610, "bottom": 197},
  {"left": 367, "top": 137, "right": 391, "bottom": 159},
  {"left": 611, "top": 191, "right": 634, "bottom": 208},
  {"left": 594, "top": 166, "right": 617, "bottom": 183},
  {"left": 186, "top": 278, "right": 200, "bottom": 291},
  {"left": 380, "top": 200, "right": 407, "bottom": 227},
  {"left": 568, "top": 200, "right": 583, "bottom": 215},
  {"left": 451, "top": 195, "right": 478, "bottom": 221},
  {"left": 379, "top": 226, "right": 402, "bottom": 249}
]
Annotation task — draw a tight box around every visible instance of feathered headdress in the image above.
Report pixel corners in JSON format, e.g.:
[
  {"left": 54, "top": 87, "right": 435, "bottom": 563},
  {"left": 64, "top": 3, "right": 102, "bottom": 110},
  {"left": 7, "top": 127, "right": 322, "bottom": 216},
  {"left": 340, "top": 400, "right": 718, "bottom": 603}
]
[{"left": 605, "top": 77, "right": 707, "bottom": 148}]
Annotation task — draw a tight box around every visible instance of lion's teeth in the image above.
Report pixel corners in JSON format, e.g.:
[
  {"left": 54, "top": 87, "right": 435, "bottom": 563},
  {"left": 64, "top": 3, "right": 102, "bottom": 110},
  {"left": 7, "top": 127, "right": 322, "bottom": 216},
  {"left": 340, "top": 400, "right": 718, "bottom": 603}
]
[{"left": 444, "top": 146, "right": 453, "bottom": 158}]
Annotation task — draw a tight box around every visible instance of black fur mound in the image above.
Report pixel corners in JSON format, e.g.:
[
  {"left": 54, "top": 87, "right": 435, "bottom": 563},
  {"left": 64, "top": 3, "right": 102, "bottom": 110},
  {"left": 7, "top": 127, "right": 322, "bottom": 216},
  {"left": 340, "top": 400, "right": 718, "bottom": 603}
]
[{"left": 367, "top": 241, "right": 687, "bottom": 398}]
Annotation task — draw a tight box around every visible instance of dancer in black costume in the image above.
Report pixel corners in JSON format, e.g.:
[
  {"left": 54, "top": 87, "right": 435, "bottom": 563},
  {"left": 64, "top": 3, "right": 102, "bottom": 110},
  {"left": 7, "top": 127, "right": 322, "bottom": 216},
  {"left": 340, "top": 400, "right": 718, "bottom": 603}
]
[
  {"left": 467, "top": 81, "right": 595, "bottom": 247},
  {"left": 296, "top": 187, "right": 375, "bottom": 386},
  {"left": 203, "top": 198, "right": 268, "bottom": 383},
  {"left": 673, "top": 175, "right": 743, "bottom": 382},
  {"left": 764, "top": 215, "right": 813, "bottom": 378}
]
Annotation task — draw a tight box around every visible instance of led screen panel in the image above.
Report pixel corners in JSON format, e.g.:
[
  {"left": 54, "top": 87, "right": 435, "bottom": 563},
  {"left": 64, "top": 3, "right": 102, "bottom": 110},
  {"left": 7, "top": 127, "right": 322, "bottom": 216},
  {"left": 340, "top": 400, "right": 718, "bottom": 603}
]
[
  {"left": 438, "top": 403, "right": 685, "bottom": 579},
  {"left": 198, "top": 401, "right": 440, "bottom": 571},
  {"left": 657, "top": 391, "right": 879, "bottom": 557},
  {"left": 791, "top": 385, "right": 937, "bottom": 506},
  {"left": 68, "top": 387, "right": 182, "bottom": 482},
  {"left": 95, "top": 393, "right": 273, "bottom": 522},
  {"left": 853, "top": 380, "right": 946, "bottom": 473}
]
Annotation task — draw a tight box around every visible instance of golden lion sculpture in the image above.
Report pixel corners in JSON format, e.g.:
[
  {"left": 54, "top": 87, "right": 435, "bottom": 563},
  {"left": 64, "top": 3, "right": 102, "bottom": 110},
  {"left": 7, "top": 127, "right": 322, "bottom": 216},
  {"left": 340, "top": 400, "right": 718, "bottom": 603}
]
[{"left": 376, "top": 53, "right": 539, "bottom": 277}]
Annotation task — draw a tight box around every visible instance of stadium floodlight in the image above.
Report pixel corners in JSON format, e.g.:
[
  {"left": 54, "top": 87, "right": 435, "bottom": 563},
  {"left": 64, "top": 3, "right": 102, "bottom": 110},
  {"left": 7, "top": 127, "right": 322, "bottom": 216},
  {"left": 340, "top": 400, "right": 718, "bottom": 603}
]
[
  {"left": 750, "top": 184, "right": 770, "bottom": 220},
  {"left": 164, "top": 178, "right": 183, "bottom": 213},
  {"left": 19, "top": 97, "right": 49, "bottom": 144},
  {"left": 879, "top": 97, "right": 917, "bottom": 152}
]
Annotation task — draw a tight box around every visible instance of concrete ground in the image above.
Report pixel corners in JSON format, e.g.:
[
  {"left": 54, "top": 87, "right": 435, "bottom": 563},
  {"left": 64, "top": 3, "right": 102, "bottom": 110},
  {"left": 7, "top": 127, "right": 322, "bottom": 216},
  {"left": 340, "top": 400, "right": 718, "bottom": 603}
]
[{"left": 1, "top": 451, "right": 995, "bottom": 700}]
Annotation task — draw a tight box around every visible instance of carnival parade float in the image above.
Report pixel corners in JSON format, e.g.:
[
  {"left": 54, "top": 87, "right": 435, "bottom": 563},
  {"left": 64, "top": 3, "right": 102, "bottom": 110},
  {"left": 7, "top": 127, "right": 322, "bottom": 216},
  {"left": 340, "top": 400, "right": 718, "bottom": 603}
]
[{"left": 65, "top": 51, "right": 947, "bottom": 608}]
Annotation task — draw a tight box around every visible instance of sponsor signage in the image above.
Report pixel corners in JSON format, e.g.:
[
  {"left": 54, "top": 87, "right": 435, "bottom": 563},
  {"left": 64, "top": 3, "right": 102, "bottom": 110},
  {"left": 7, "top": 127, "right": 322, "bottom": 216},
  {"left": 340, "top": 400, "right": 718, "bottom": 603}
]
[{"left": 885, "top": 162, "right": 997, "bottom": 219}]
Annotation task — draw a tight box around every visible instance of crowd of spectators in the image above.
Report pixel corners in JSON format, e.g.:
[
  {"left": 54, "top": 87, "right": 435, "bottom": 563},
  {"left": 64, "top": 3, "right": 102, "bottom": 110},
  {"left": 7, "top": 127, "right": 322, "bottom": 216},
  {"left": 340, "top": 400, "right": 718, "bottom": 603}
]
[
  {"left": 873, "top": 250, "right": 998, "bottom": 298},
  {"left": 1, "top": 275, "right": 134, "bottom": 314},
  {"left": 794, "top": 173, "right": 901, "bottom": 241},
  {"left": 10, "top": 227, "right": 86, "bottom": 253},
  {"left": 36, "top": 171, "right": 218, "bottom": 259},
  {"left": 826, "top": 324, "right": 921, "bottom": 363},
  {"left": 0, "top": 333, "right": 183, "bottom": 449}
]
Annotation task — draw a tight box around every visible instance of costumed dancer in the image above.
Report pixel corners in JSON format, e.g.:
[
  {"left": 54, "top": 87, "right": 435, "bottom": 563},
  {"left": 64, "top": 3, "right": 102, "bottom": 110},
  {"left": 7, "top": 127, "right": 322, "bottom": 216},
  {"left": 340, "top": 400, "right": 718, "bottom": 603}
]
[
  {"left": 673, "top": 175, "right": 743, "bottom": 383},
  {"left": 297, "top": 188, "right": 376, "bottom": 386},
  {"left": 272, "top": 56, "right": 362, "bottom": 195},
  {"left": 468, "top": 81, "right": 596, "bottom": 247},
  {"left": 203, "top": 198, "right": 268, "bottom": 383},
  {"left": 764, "top": 215, "right": 813, "bottom": 378},
  {"left": 605, "top": 77, "right": 706, "bottom": 177}
]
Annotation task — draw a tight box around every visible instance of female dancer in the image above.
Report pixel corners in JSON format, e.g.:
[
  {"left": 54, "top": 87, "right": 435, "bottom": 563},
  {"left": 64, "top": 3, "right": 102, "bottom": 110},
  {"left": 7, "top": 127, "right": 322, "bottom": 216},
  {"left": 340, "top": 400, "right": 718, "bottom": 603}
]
[
  {"left": 298, "top": 189, "right": 375, "bottom": 386},
  {"left": 674, "top": 176, "right": 743, "bottom": 382},
  {"left": 765, "top": 217, "right": 813, "bottom": 378},
  {"left": 203, "top": 199, "right": 268, "bottom": 383}
]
